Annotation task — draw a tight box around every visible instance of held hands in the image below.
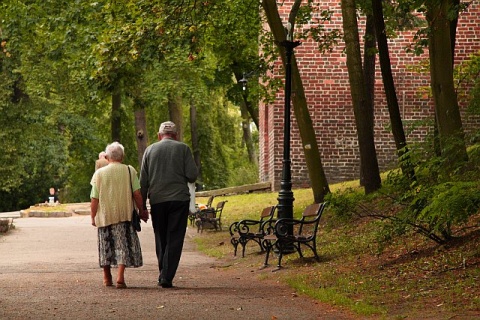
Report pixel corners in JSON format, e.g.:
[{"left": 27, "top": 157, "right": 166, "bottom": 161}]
[{"left": 140, "top": 209, "right": 149, "bottom": 222}]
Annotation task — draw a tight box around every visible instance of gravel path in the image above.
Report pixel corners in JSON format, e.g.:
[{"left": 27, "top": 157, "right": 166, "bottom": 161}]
[{"left": 0, "top": 210, "right": 355, "bottom": 320}]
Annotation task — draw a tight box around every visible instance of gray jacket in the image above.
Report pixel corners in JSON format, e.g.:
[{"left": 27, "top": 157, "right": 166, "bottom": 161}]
[{"left": 140, "top": 138, "right": 198, "bottom": 207}]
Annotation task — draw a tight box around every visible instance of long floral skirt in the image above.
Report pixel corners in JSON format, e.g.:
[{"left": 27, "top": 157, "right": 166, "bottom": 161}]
[{"left": 97, "top": 221, "right": 143, "bottom": 268}]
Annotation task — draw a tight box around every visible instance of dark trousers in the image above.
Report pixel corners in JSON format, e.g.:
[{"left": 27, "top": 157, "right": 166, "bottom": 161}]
[{"left": 150, "top": 201, "right": 189, "bottom": 283}]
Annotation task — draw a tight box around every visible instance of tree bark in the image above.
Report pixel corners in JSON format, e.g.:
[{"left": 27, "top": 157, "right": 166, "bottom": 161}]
[
  {"left": 168, "top": 93, "right": 183, "bottom": 141},
  {"left": 450, "top": 0, "right": 460, "bottom": 67},
  {"left": 361, "top": 13, "right": 376, "bottom": 186},
  {"left": 341, "top": 0, "right": 381, "bottom": 194},
  {"left": 372, "top": 0, "right": 415, "bottom": 180},
  {"left": 189, "top": 102, "right": 203, "bottom": 190},
  {"left": 262, "top": 0, "right": 330, "bottom": 203},
  {"left": 134, "top": 108, "right": 148, "bottom": 168},
  {"left": 240, "top": 102, "right": 258, "bottom": 165},
  {"left": 426, "top": 0, "right": 468, "bottom": 164},
  {"left": 233, "top": 71, "right": 259, "bottom": 164}
]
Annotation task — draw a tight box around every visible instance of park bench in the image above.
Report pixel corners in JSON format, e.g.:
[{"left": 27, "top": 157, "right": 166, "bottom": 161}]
[
  {"left": 189, "top": 195, "right": 215, "bottom": 226},
  {"left": 261, "top": 202, "right": 327, "bottom": 270},
  {"left": 195, "top": 200, "right": 227, "bottom": 233},
  {"left": 229, "top": 205, "right": 277, "bottom": 257}
]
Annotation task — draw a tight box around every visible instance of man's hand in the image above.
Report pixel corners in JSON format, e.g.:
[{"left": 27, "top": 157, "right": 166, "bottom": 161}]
[{"left": 140, "top": 209, "right": 149, "bottom": 222}]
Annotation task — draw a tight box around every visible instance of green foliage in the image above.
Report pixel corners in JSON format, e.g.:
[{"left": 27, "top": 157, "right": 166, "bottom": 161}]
[
  {"left": 227, "top": 162, "right": 258, "bottom": 187},
  {"left": 295, "top": 4, "right": 343, "bottom": 54},
  {"left": 416, "top": 182, "right": 480, "bottom": 237},
  {"left": 194, "top": 186, "right": 480, "bottom": 317},
  {"left": 324, "top": 188, "right": 363, "bottom": 223},
  {"left": 326, "top": 140, "right": 480, "bottom": 248},
  {"left": 0, "top": 0, "right": 265, "bottom": 209},
  {"left": 404, "top": 0, "right": 466, "bottom": 56},
  {"left": 455, "top": 51, "right": 480, "bottom": 143}
]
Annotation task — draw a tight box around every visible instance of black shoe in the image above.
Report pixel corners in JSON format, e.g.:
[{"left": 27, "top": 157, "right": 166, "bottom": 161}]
[{"left": 159, "top": 279, "right": 173, "bottom": 288}]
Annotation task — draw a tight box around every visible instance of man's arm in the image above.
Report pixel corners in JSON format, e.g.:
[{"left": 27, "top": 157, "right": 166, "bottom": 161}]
[
  {"left": 139, "top": 149, "right": 149, "bottom": 209},
  {"left": 133, "top": 189, "right": 148, "bottom": 222},
  {"left": 184, "top": 146, "right": 198, "bottom": 183}
]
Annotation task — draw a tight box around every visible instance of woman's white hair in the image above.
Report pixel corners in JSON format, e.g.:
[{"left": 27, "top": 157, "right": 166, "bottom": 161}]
[{"left": 105, "top": 142, "right": 124, "bottom": 162}]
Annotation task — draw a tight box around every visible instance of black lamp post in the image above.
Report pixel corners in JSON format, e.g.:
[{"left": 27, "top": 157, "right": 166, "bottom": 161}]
[{"left": 277, "top": 25, "right": 301, "bottom": 223}]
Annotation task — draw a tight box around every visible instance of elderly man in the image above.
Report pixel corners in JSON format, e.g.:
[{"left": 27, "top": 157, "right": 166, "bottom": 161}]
[{"left": 140, "top": 121, "right": 198, "bottom": 288}]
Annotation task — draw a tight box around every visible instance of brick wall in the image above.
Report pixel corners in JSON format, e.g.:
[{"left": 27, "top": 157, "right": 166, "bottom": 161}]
[{"left": 259, "top": 1, "right": 480, "bottom": 190}]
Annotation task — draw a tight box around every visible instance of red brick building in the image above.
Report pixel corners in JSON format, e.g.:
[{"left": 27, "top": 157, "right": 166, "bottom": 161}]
[{"left": 259, "top": 1, "right": 480, "bottom": 190}]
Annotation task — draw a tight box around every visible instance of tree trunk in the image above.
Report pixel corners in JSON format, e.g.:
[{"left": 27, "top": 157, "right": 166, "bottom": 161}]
[
  {"left": 245, "top": 99, "right": 259, "bottom": 130},
  {"left": 372, "top": 0, "right": 415, "bottom": 180},
  {"left": 262, "top": 0, "right": 330, "bottom": 203},
  {"left": 361, "top": 13, "right": 376, "bottom": 186},
  {"left": 134, "top": 108, "right": 148, "bottom": 168},
  {"left": 426, "top": 0, "right": 468, "bottom": 165},
  {"left": 111, "top": 89, "right": 122, "bottom": 142},
  {"left": 168, "top": 93, "right": 183, "bottom": 141},
  {"left": 233, "top": 71, "right": 259, "bottom": 164},
  {"left": 190, "top": 102, "right": 203, "bottom": 190},
  {"left": 240, "top": 103, "right": 258, "bottom": 165},
  {"left": 341, "top": 0, "right": 381, "bottom": 194},
  {"left": 450, "top": 0, "right": 459, "bottom": 67},
  {"left": 11, "top": 79, "right": 29, "bottom": 103}
]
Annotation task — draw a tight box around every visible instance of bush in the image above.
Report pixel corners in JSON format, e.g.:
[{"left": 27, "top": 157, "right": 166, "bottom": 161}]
[{"left": 327, "top": 142, "right": 480, "bottom": 248}]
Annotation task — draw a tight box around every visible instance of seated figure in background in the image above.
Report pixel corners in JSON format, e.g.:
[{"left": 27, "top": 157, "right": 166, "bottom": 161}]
[{"left": 46, "top": 187, "right": 60, "bottom": 204}]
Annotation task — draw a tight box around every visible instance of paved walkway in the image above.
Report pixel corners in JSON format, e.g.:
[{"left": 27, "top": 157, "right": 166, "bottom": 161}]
[
  {"left": 0, "top": 211, "right": 355, "bottom": 320},
  {"left": 0, "top": 211, "right": 21, "bottom": 219}
]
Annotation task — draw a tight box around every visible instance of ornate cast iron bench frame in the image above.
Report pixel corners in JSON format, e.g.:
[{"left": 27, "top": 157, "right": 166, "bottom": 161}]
[
  {"left": 262, "top": 202, "right": 327, "bottom": 270},
  {"left": 229, "top": 206, "right": 277, "bottom": 257}
]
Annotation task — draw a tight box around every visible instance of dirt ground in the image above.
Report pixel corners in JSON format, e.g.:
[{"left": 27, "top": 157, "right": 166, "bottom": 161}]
[{"left": 0, "top": 204, "right": 357, "bottom": 320}]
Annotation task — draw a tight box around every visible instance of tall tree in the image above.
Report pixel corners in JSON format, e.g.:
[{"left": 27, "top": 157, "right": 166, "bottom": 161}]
[
  {"left": 361, "top": 12, "right": 376, "bottom": 186},
  {"left": 341, "top": 0, "right": 381, "bottom": 193},
  {"left": 425, "top": 0, "right": 468, "bottom": 165},
  {"left": 372, "top": 0, "right": 415, "bottom": 180},
  {"left": 168, "top": 93, "right": 184, "bottom": 141},
  {"left": 132, "top": 97, "right": 149, "bottom": 168},
  {"left": 189, "top": 102, "right": 203, "bottom": 189},
  {"left": 262, "top": 0, "right": 330, "bottom": 203},
  {"left": 234, "top": 71, "right": 259, "bottom": 165}
]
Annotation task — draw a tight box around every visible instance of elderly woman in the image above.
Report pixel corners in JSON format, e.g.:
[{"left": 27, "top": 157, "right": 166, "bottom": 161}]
[{"left": 90, "top": 142, "right": 148, "bottom": 288}]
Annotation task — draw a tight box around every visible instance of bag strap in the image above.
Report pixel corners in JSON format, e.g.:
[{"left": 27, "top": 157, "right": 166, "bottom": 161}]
[{"left": 127, "top": 165, "right": 134, "bottom": 208}]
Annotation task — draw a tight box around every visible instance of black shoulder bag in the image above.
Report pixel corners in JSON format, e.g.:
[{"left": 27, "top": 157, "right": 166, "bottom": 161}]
[{"left": 127, "top": 165, "right": 141, "bottom": 232}]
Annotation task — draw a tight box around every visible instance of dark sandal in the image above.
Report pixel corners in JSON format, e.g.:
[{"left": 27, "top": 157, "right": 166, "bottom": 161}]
[
  {"left": 103, "top": 280, "right": 113, "bottom": 287},
  {"left": 116, "top": 282, "right": 127, "bottom": 289},
  {"left": 103, "top": 275, "right": 113, "bottom": 287}
]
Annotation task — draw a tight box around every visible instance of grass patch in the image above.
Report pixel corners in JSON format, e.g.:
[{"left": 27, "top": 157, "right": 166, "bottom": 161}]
[
  {"left": 285, "top": 274, "right": 385, "bottom": 316},
  {"left": 192, "top": 182, "right": 480, "bottom": 319}
]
